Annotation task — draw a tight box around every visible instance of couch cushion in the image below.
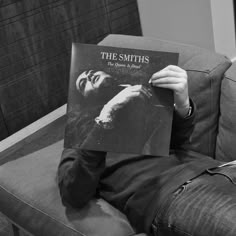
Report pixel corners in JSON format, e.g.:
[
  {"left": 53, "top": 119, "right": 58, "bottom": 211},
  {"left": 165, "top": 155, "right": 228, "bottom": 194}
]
[
  {"left": 216, "top": 62, "right": 236, "bottom": 161},
  {"left": 100, "top": 34, "right": 232, "bottom": 157},
  {"left": 0, "top": 140, "right": 136, "bottom": 236}
]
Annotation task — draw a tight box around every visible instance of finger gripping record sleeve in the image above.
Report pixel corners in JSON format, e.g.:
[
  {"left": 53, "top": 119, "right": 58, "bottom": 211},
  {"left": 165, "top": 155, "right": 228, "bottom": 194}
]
[{"left": 64, "top": 43, "right": 179, "bottom": 156}]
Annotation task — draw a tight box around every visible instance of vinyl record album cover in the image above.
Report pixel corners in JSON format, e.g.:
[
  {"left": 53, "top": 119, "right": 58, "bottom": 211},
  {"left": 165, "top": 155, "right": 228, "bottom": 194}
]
[{"left": 64, "top": 43, "right": 179, "bottom": 156}]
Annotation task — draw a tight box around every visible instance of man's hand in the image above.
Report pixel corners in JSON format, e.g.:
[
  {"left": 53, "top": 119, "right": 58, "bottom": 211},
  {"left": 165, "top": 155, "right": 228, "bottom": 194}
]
[
  {"left": 96, "top": 85, "right": 152, "bottom": 128},
  {"left": 149, "top": 65, "right": 190, "bottom": 117},
  {"left": 107, "top": 85, "right": 152, "bottom": 111}
]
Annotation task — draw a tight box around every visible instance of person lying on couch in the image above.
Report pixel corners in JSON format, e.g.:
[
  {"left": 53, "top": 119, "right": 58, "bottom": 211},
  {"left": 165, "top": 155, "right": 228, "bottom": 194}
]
[
  {"left": 58, "top": 65, "right": 236, "bottom": 236},
  {"left": 65, "top": 68, "right": 172, "bottom": 155}
]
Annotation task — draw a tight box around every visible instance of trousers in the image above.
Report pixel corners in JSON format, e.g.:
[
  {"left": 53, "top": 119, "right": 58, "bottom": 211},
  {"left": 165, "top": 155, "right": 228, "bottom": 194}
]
[{"left": 151, "top": 165, "right": 236, "bottom": 236}]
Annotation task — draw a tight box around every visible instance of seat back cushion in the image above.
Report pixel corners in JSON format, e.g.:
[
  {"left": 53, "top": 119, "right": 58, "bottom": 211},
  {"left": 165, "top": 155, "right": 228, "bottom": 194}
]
[
  {"left": 216, "top": 62, "right": 236, "bottom": 161},
  {"left": 100, "top": 34, "right": 232, "bottom": 157},
  {"left": 0, "top": 140, "right": 136, "bottom": 236}
]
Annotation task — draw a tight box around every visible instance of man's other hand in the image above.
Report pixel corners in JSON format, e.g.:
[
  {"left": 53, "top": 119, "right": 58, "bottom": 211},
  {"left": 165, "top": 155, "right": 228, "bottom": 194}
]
[
  {"left": 106, "top": 85, "right": 152, "bottom": 112},
  {"left": 149, "top": 65, "right": 190, "bottom": 117}
]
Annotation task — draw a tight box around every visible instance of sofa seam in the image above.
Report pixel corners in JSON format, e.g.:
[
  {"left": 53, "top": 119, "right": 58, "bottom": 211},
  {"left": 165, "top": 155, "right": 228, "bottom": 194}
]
[
  {"left": 208, "top": 62, "right": 229, "bottom": 157},
  {"left": 208, "top": 61, "right": 230, "bottom": 75},
  {"left": 186, "top": 68, "right": 214, "bottom": 156},
  {"left": 216, "top": 141, "right": 229, "bottom": 161},
  {"left": 0, "top": 185, "right": 87, "bottom": 236},
  {"left": 210, "top": 71, "right": 214, "bottom": 156},
  {"left": 223, "top": 75, "right": 236, "bottom": 82},
  {"left": 185, "top": 69, "right": 210, "bottom": 74},
  {"left": 187, "top": 61, "right": 230, "bottom": 156}
]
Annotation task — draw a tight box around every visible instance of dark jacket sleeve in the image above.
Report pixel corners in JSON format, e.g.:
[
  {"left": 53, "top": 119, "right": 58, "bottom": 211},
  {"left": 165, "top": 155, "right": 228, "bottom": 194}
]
[
  {"left": 57, "top": 148, "right": 106, "bottom": 208},
  {"left": 170, "top": 99, "right": 196, "bottom": 150}
]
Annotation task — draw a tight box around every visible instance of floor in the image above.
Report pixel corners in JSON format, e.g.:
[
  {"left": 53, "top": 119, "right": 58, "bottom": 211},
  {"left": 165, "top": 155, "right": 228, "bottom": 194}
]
[
  {"left": 0, "top": 212, "right": 28, "bottom": 236},
  {"left": 0, "top": 212, "right": 12, "bottom": 236}
]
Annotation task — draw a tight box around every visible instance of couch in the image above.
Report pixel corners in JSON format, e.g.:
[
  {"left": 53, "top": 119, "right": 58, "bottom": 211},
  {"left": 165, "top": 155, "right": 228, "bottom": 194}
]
[{"left": 0, "top": 34, "right": 235, "bottom": 236}]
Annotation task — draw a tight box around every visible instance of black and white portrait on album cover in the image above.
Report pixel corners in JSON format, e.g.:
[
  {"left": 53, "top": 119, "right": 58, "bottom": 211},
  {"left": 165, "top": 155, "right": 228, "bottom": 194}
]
[{"left": 64, "top": 43, "right": 179, "bottom": 156}]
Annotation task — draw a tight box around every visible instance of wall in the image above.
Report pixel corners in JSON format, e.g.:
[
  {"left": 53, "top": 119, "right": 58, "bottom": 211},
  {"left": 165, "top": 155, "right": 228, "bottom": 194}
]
[
  {"left": 138, "top": 0, "right": 236, "bottom": 58},
  {"left": 137, "top": 0, "right": 215, "bottom": 50},
  {"left": 210, "top": 0, "right": 236, "bottom": 59}
]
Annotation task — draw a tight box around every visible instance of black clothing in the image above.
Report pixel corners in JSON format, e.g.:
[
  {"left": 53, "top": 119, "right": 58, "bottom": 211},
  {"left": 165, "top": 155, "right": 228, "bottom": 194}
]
[{"left": 58, "top": 101, "right": 222, "bottom": 233}]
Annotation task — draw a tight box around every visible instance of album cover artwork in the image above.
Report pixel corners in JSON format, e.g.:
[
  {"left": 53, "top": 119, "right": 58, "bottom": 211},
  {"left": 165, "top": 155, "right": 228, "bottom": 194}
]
[{"left": 64, "top": 43, "right": 179, "bottom": 156}]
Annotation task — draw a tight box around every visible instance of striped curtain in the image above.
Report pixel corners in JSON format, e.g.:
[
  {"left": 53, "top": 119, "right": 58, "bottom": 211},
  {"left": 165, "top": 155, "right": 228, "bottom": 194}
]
[{"left": 0, "top": 0, "right": 141, "bottom": 140}]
